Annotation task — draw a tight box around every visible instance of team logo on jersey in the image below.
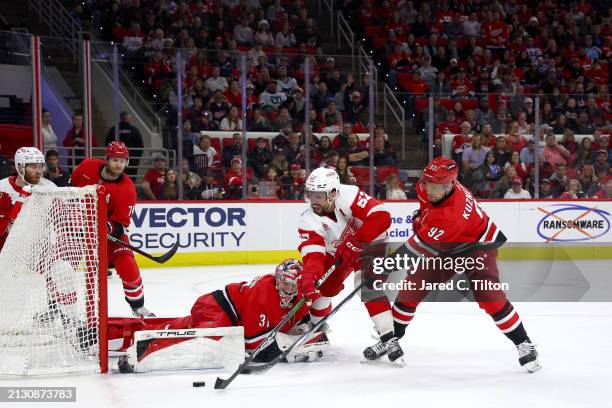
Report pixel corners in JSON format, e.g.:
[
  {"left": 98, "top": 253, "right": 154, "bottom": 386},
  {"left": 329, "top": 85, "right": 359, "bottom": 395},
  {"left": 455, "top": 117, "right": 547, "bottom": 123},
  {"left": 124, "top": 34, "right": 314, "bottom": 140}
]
[{"left": 536, "top": 204, "right": 610, "bottom": 242}]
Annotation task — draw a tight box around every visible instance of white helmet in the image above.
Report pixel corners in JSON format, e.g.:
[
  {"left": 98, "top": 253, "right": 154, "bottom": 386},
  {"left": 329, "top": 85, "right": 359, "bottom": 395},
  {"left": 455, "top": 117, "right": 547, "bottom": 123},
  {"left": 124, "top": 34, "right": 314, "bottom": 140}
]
[
  {"left": 305, "top": 167, "right": 340, "bottom": 195},
  {"left": 15, "top": 147, "right": 45, "bottom": 183}
]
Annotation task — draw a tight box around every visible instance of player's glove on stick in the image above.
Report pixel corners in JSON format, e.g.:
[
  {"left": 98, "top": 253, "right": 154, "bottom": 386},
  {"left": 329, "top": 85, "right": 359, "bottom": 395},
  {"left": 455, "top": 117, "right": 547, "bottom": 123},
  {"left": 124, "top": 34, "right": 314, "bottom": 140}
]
[
  {"left": 107, "top": 221, "right": 125, "bottom": 239},
  {"left": 335, "top": 236, "right": 362, "bottom": 270},
  {"left": 297, "top": 270, "right": 320, "bottom": 301},
  {"left": 411, "top": 210, "right": 422, "bottom": 233}
]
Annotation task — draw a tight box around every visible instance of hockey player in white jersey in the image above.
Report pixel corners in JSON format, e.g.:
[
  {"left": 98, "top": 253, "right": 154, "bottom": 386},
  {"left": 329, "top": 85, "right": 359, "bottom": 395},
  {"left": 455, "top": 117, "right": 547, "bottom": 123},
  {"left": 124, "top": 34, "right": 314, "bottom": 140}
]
[
  {"left": 0, "top": 147, "right": 55, "bottom": 251},
  {"left": 297, "top": 167, "right": 404, "bottom": 363}
]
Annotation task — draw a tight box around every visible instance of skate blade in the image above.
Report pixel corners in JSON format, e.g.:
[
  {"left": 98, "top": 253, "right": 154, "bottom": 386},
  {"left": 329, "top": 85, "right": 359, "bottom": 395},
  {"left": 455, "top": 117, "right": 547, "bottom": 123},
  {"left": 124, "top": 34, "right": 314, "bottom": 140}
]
[
  {"left": 524, "top": 360, "right": 542, "bottom": 373},
  {"left": 360, "top": 356, "right": 405, "bottom": 367}
]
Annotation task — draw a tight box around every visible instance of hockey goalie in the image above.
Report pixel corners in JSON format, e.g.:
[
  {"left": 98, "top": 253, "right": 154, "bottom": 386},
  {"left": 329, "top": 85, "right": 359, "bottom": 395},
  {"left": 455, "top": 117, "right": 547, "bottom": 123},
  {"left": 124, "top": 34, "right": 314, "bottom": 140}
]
[{"left": 108, "top": 259, "right": 330, "bottom": 373}]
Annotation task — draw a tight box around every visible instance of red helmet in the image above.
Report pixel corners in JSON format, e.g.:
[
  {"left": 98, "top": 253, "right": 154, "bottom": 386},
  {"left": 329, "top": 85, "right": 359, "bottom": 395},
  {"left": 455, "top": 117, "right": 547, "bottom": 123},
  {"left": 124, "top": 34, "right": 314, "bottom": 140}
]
[
  {"left": 422, "top": 156, "right": 458, "bottom": 184},
  {"left": 105, "top": 141, "right": 129, "bottom": 160}
]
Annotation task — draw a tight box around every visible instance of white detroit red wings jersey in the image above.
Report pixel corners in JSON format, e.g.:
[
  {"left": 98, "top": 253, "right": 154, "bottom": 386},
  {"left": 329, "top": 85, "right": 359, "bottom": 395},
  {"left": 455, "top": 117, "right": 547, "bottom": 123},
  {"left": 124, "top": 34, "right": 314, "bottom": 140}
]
[
  {"left": 0, "top": 175, "right": 55, "bottom": 205},
  {"left": 298, "top": 184, "right": 389, "bottom": 263},
  {"left": 0, "top": 176, "right": 55, "bottom": 238}
]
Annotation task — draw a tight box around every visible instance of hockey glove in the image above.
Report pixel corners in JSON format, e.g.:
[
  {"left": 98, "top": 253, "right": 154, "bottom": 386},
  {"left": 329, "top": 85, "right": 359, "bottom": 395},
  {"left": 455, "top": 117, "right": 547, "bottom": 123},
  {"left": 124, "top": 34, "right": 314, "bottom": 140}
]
[
  {"left": 297, "top": 270, "right": 319, "bottom": 301},
  {"left": 0, "top": 192, "right": 12, "bottom": 235},
  {"left": 411, "top": 209, "right": 422, "bottom": 233},
  {"left": 107, "top": 221, "right": 125, "bottom": 239},
  {"left": 335, "top": 236, "right": 362, "bottom": 270}
]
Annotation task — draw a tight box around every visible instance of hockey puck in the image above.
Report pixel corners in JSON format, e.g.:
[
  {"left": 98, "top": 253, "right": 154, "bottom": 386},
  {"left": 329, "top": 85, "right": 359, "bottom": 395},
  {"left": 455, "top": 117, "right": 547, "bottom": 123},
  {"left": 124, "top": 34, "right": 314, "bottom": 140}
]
[{"left": 192, "top": 381, "right": 206, "bottom": 388}]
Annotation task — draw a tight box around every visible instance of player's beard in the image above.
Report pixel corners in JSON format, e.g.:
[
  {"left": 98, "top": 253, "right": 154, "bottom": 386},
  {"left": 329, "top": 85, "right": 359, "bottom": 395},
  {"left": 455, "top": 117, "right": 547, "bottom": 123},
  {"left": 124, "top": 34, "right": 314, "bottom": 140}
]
[
  {"left": 23, "top": 169, "right": 42, "bottom": 185},
  {"left": 105, "top": 164, "right": 124, "bottom": 178}
]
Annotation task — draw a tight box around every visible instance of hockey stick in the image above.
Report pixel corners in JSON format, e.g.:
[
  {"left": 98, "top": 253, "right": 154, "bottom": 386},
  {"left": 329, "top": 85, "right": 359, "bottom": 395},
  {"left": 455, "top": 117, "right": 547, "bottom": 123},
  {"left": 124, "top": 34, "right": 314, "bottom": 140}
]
[
  {"left": 107, "top": 235, "right": 180, "bottom": 264},
  {"left": 238, "top": 278, "right": 366, "bottom": 377},
  {"left": 213, "top": 259, "right": 341, "bottom": 390}
]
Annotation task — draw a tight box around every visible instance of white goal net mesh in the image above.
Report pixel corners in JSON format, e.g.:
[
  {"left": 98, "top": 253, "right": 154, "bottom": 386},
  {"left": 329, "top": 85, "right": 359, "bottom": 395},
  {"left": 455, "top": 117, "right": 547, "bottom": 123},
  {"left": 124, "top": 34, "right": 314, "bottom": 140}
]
[{"left": 0, "top": 185, "right": 105, "bottom": 375}]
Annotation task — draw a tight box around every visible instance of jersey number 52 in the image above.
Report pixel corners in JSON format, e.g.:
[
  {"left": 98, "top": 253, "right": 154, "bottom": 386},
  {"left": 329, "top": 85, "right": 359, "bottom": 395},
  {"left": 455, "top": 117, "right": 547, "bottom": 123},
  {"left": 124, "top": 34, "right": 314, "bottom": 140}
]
[{"left": 356, "top": 191, "right": 372, "bottom": 208}]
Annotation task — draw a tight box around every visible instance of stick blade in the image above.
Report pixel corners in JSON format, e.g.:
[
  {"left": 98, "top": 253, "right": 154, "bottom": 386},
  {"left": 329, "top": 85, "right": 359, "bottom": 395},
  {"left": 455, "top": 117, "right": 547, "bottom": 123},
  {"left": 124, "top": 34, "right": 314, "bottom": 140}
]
[
  {"left": 154, "top": 240, "right": 180, "bottom": 263},
  {"left": 214, "top": 377, "right": 229, "bottom": 389}
]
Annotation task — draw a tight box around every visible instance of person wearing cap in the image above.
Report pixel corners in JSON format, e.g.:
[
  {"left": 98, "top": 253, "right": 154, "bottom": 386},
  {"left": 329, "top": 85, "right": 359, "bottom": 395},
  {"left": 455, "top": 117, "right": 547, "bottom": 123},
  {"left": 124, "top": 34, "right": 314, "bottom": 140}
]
[
  {"left": 223, "top": 157, "right": 245, "bottom": 200},
  {"left": 279, "top": 163, "right": 305, "bottom": 200},
  {"left": 346, "top": 90, "right": 366, "bottom": 124},
  {"left": 504, "top": 177, "right": 532, "bottom": 199},
  {"left": 276, "top": 65, "right": 298, "bottom": 96},
  {"left": 593, "top": 149, "right": 610, "bottom": 178},
  {"left": 104, "top": 111, "right": 144, "bottom": 179},
  {"left": 594, "top": 135, "right": 610, "bottom": 163},
  {"left": 141, "top": 153, "right": 167, "bottom": 200},
  {"left": 254, "top": 19, "right": 274, "bottom": 47},
  {"left": 259, "top": 80, "right": 287, "bottom": 112},
  {"left": 249, "top": 137, "right": 272, "bottom": 178},
  {"left": 539, "top": 178, "right": 554, "bottom": 199}
]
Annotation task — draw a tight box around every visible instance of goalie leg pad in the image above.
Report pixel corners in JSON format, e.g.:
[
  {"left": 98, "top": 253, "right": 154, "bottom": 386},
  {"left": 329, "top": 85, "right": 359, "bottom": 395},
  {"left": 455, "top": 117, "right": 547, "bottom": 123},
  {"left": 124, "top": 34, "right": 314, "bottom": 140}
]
[
  {"left": 275, "top": 331, "right": 330, "bottom": 363},
  {"left": 122, "top": 327, "right": 245, "bottom": 373}
]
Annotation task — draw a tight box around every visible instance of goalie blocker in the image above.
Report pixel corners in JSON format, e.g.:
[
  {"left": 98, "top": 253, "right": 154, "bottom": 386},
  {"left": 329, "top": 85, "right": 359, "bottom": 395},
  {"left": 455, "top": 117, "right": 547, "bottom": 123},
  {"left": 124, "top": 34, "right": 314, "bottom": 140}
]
[{"left": 108, "top": 259, "right": 330, "bottom": 373}]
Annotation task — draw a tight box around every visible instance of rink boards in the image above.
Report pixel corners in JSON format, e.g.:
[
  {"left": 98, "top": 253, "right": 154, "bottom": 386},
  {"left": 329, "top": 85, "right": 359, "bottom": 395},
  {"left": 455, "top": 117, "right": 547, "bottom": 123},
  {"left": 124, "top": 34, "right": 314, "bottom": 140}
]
[{"left": 127, "top": 200, "right": 612, "bottom": 267}]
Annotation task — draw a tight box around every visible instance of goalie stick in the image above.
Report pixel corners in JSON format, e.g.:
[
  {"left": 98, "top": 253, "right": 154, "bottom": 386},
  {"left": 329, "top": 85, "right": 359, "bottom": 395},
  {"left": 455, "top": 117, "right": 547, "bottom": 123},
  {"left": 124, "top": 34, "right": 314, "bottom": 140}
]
[
  {"left": 107, "top": 235, "right": 180, "bottom": 264},
  {"left": 229, "top": 277, "right": 366, "bottom": 380},
  {"left": 212, "top": 259, "right": 341, "bottom": 390}
]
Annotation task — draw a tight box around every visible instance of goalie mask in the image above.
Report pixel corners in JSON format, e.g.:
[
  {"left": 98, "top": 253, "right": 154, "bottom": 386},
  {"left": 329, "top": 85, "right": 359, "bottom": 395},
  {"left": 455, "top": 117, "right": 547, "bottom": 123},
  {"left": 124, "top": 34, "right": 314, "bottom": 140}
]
[{"left": 275, "top": 259, "right": 302, "bottom": 308}]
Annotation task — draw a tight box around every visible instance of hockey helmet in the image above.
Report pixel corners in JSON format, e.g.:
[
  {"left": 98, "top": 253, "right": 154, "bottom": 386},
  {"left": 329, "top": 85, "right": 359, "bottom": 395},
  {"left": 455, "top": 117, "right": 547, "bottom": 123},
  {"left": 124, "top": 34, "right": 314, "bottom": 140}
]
[
  {"left": 304, "top": 167, "right": 340, "bottom": 202},
  {"left": 422, "top": 156, "right": 458, "bottom": 184},
  {"left": 105, "top": 141, "right": 130, "bottom": 160},
  {"left": 14, "top": 147, "right": 45, "bottom": 182}
]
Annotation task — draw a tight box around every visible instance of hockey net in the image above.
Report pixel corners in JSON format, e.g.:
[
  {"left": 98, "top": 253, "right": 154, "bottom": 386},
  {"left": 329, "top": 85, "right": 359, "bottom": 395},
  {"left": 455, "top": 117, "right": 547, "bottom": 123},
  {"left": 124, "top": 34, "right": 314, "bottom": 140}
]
[{"left": 0, "top": 185, "right": 107, "bottom": 375}]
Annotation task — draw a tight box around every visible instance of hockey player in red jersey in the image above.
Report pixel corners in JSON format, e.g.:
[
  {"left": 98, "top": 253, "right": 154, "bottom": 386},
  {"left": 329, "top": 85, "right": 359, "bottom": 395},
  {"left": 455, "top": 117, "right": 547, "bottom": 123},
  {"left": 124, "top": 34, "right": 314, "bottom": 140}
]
[
  {"left": 392, "top": 156, "right": 540, "bottom": 372},
  {"left": 0, "top": 147, "right": 55, "bottom": 252},
  {"left": 108, "top": 259, "right": 328, "bottom": 372},
  {"left": 70, "top": 141, "right": 154, "bottom": 318},
  {"left": 297, "top": 167, "right": 404, "bottom": 363}
]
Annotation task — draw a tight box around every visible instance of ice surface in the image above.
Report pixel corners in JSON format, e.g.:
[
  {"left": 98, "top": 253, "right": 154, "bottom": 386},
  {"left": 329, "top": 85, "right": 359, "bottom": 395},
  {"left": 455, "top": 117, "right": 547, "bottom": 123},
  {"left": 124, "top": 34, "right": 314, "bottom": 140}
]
[{"left": 1, "top": 263, "right": 610, "bottom": 408}]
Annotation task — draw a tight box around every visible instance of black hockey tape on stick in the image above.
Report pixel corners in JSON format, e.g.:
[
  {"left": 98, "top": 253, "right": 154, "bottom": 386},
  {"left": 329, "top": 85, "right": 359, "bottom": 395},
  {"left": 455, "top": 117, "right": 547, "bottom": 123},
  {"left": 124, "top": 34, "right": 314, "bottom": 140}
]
[{"left": 107, "top": 235, "right": 180, "bottom": 264}]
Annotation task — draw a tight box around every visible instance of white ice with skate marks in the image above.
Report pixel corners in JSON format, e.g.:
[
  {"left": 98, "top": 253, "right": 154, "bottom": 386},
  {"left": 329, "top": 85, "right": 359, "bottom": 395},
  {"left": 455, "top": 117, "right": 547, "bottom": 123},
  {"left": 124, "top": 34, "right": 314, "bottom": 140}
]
[{"left": 2, "top": 262, "right": 611, "bottom": 408}]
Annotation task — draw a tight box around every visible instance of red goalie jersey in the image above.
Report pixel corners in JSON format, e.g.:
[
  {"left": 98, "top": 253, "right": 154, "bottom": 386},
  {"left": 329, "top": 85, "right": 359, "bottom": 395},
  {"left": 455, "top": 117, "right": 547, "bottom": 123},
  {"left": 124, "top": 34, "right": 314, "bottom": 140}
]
[
  {"left": 70, "top": 158, "right": 136, "bottom": 227},
  {"left": 109, "top": 273, "right": 309, "bottom": 353},
  {"left": 408, "top": 179, "right": 505, "bottom": 255}
]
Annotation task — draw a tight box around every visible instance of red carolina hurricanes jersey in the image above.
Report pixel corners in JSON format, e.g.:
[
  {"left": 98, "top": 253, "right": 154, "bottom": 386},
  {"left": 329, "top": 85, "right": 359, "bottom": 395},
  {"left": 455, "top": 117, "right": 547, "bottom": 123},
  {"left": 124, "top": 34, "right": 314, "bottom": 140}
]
[
  {"left": 70, "top": 158, "right": 136, "bottom": 227},
  {"left": 407, "top": 180, "right": 504, "bottom": 255},
  {"left": 220, "top": 274, "right": 309, "bottom": 351},
  {"left": 297, "top": 184, "right": 391, "bottom": 280}
]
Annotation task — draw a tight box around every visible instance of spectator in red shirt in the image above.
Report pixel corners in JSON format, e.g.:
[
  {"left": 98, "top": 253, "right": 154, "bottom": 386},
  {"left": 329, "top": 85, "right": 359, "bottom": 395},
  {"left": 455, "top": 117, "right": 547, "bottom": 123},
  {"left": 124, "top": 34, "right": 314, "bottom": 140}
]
[
  {"left": 223, "top": 157, "right": 245, "bottom": 200},
  {"left": 141, "top": 153, "right": 168, "bottom": 200},
  {"left": 591, "top": 179, "right": 612, "bottom": 200},
  {"left": 450, "top": 69, "right": 475, "bottom": 98},
  {"left": 505, "top": 122, "right": 528, "bottom": 152},
  {"left": 63, "top": 113, "right": 97, "bottom": 167},
  {"left": 483, "top": 12, "right": 509, "bottom": 48},
  {"left": 405, "top": 71, "right": 429, "bottom": 116}
]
